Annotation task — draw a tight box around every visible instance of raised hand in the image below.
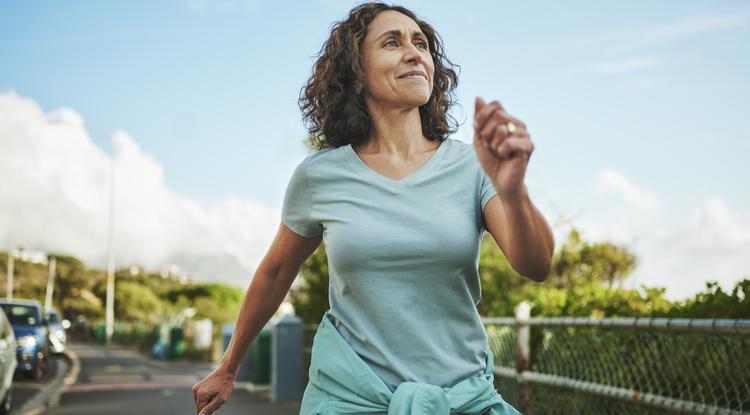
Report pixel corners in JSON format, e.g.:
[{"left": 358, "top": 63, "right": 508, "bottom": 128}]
[{"left": 473, "top": 96, "right": 534, "bottom": 198}]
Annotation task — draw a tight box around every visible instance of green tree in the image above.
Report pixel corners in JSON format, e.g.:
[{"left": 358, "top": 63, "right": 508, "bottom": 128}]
[
  {"left": 289, "top": 245, "right": 330, "bottom": 324},
  {"left": 550, "top": 229, "right": 636, "bottom": 290},
  {"left": 114, "top": 281, "right": 164, "bottom": 323},
  {"left": 667, "top": 279, "right": 750, "bottom": 319},
  {"left": 477, "top": 233, "right": 530, "bottom": 316},
  {"left": 162, "top": 282, "right": 244, "bottom": 326}
]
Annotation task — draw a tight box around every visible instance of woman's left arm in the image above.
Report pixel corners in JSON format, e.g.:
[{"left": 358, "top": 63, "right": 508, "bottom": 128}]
[
  {"left": 473, "top": 96, "right": 555, "bottom": 282},
  {"left": 483, "top": 185, "right": 555, "bottom": 282}
]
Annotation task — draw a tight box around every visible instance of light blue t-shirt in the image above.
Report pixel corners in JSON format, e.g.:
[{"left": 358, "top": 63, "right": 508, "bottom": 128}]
[{"left": 281, "top": 137, "right": 498, "bottom": 392}]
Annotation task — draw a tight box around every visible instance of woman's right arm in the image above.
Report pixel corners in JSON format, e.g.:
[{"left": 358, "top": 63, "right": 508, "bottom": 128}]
[{"left": 192, "top": 223, "right": 322, "bottom": 415}]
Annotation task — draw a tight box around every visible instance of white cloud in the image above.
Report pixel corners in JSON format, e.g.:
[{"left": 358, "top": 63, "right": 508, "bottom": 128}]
[
  {"left": 638, "top": 13, "right": 749, "bottom": 43},
  {"left": 555, "top": 196, "right": 750, "bottom": 302},
  {"left": 594, "top": 169, "right": 660, "bottom": 209},
  {"left": 629, "top": 197, "right": 750, "bottom": 301},
  {"left": 589, "top": 57, "right": 662, "bottom": 74},
  {"left": 609, "top": 10, "right": 750, "bottom": 54},
  {"left": 0, "top": 91, "right": 279, "bottom": 287}
]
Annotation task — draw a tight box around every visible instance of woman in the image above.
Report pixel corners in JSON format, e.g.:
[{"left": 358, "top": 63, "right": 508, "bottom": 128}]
[{"left": 193, "top": 2, "right": 554, "bottom": 414}]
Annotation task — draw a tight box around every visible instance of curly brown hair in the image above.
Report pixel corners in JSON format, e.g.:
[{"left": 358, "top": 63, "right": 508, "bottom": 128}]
[{"left": 298, "top": 2, "right": 460, "bottom": 151}]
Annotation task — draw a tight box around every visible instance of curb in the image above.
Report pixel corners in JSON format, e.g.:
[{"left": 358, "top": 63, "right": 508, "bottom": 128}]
[
  {"left": 17, "top": 349, "right": 79, "bottom": 415},
  {"left": 235, "top": 382, "right": 271, "bottom": 393}
]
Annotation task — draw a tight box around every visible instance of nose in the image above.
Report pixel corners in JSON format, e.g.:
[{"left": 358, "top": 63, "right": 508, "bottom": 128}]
[{"left": 403, "top": 42, "right": 423, "bottom": 64}]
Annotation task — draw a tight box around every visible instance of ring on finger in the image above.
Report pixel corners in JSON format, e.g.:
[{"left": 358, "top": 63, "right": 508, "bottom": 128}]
[{"left": 506, "top": 122, "right": 517, "bottom": 135}]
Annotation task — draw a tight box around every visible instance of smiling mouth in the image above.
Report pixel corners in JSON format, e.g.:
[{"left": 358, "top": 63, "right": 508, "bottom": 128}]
[{"left": 399, "top": 75, "right": 426, "bottom": 80}]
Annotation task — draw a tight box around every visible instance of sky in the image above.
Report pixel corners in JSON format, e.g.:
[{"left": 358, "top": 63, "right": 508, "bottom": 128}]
[{"left": 1, "top": 0, "right": 749, "bottom": 301}]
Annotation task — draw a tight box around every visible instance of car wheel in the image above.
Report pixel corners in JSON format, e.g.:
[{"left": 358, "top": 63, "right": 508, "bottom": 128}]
[{"left": 0, "top": 384, "right": 12, "bottom": 415}]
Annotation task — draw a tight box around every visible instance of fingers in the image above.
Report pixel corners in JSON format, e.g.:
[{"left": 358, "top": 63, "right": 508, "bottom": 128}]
[
  {"left": 494, "top": 136, "right": 534, "bottom": 161},
  {"left": 475, "top": 96, "right": 486, "bottom": 113},
  {"left": 474, "top": 99, "right": 527, "bottom": 140},
  {"left": 196, "top": 393, "right": 211, "bottom": 415},
  {"left": 488, "top": 123, "right": 509, "bottom": 151},
  {"left": 474, "top": 97, "right": 533, "bottom": 162},
  {"left": 474, "top": 100, "right": 502, "bottom": 131},
  {"left": 480, "top": 111, "right": 511, "bottom": 145},
  {"left": 195, "top": 388, "right": 216, "bottom": 415},
  {"left": 198, "top": 395, "right": 227, "bottom": 415}
]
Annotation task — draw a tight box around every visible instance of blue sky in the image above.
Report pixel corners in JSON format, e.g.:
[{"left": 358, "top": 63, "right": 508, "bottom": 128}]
[{"left": 2, "top": 0, "right": 749, "bottom": 300}]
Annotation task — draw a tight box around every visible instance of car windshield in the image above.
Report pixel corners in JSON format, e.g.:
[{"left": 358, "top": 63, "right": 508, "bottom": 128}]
[{"left": 1, "top": 304, "right": 39, "bottom": 326}]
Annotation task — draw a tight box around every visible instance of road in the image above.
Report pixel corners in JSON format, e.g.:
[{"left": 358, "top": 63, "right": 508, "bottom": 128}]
[
  {"left": 11, "top": 354, "right": 68, "bottom": 413},
  {"left": 45, "top": 342, "right": 300, "bottom": 415}
]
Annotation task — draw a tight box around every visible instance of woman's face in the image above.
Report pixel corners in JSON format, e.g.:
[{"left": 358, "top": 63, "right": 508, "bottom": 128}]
[{"left": 361, "top": 10, "right": 434, "bottom": 111}]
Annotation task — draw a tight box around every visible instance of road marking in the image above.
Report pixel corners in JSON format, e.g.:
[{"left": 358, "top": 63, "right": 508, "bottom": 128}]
[
  {"left": 149, "top": 374, "right": 201, "bottom": 383},
  {"left": 104, "top": 364, "right": 123, "bottom": 373},
  {"left": 66, "top": 382, "right": 195, "bottom": 393},
  {"left": 88, "top": 374, "right": 146, "bottom": 383}
]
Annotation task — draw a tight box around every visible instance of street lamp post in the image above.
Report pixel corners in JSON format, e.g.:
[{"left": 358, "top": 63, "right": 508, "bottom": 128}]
[
  {"left": 104, "top": 150, "right": 116, "bottom": 345},
  {"left": 45, "top": 256, "right": 57, "bottom": 310},
  {"left": 47, "top": 116, "right": 118, "bottom": 345}
]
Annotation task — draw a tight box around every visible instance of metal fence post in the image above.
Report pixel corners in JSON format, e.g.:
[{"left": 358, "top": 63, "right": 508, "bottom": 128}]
[
  {"left": 515, "top": 301, "right": 531, "bottom": 414},
  {"left": 271, "top": 314, "right": 303, "bottom": 402}
]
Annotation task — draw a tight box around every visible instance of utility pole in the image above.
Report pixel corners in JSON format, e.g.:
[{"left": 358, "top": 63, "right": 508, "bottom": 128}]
[
  {"left": 5, "top": 248, "right": 14, "bottom": 300},
  {"left": 105, "top": 149, "right": 117, "bottom": 345},
  {"left": 45, "top": 256, "right": 57, "bottom": 310}
]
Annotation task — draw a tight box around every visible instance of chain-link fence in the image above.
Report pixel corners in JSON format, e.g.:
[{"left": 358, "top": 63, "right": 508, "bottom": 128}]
[
  {"left": 301, "top": 314, "right": 750, "bottom": 414},
  {"left": 485, "top": 315, "right": 750, "bottom": 415}
]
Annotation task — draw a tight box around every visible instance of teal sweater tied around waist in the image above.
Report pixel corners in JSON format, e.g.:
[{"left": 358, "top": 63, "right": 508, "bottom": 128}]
[{"left": 299, "top": 310, "right": 523, "bottom": 415}]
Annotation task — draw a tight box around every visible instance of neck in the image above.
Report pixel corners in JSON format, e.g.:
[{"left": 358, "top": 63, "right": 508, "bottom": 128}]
[{"left": 358, "top": 101, "right": 435, "bottom": 157}]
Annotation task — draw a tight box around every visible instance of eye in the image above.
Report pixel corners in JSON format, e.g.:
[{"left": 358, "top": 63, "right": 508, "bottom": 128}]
[
  {"left": 385, "top": 39, "right": 398, "bottom": 47},
  {"left": 416, "top": 41, "right": 427, "bottom": 50}
]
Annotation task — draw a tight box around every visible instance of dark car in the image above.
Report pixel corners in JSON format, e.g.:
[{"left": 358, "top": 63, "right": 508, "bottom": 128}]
[
  {"left": 0, "top": 300, "right": 48, "bottom": 379},
  {"left": 0, "top": 307, "right": 17, "bottom": 415}
]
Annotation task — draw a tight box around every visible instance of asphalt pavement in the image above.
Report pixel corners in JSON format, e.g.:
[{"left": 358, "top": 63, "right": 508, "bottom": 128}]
[
  {"left": 11, "top": 354, "right": 68, "bottom": 414},
  {"left": 44, "top": 342, "right": 300, "bottom": 415}
]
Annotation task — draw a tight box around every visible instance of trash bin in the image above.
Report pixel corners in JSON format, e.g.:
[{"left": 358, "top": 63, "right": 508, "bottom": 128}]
[
  {"left": 94, "top": 323, "right": 106, "bottom": 344},
  {"left": 168, "top": 325, "right": 185, "bottom": 359},
  {"left": 248, "top": 327, "right": 271, "bottom": 384},
  {"left": 222, "top": 324, "right": 271, "bottom": 383}
]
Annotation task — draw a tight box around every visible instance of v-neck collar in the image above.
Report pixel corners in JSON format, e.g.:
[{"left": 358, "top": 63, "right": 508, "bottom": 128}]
[{"left": 344, "top": 138, "right": 451, "bottom": 189}]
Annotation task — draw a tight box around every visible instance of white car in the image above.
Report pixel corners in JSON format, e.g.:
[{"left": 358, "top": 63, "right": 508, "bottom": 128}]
[
  {"left": 44, "top": 309, "right": 67, "bottom": 354},
  {"left": 0, "top": 308, "right": 17, "bottom": 415}
]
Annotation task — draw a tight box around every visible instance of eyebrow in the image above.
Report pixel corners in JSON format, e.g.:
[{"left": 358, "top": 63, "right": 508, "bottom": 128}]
[{"left": 374, "top": 29, "right": 427, "bottom": 42}]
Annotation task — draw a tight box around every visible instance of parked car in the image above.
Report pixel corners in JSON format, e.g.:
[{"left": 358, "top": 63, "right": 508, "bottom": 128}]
[
  {"left": 0, "top": 300, "right": 48, "bottom": 379},
  {"left": 0, "top": 307, "right": 17, "bottom": 415},
  {"left": 44, "top": 308, "right": 67, "bottom": 354}
]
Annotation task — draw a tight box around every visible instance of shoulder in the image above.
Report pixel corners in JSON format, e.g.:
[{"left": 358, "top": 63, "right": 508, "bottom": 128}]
[
  {"left": 445, "top": 137, "right": 474, "bottom": 156},
  {"left": 294, "top": 145, "right": 345, "bottom": 174},
  {"left": 442, "top": 137, "right": 481, "bottom": 170},
  {"left": 299, "top": 146, "right": 340, "bottom": 166}
]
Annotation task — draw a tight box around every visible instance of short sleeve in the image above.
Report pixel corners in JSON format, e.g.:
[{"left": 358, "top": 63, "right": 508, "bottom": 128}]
[
  {"left": 479, "top": 169, "right": 498, "bottom": 231},
  {"left": 281, "top": 162, "right": 323, "bottom": 238}
]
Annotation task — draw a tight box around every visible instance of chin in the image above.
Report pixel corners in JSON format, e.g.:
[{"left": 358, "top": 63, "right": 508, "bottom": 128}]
[{"left": 403, "top": 94, "right": 431, "bottom": 108}]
